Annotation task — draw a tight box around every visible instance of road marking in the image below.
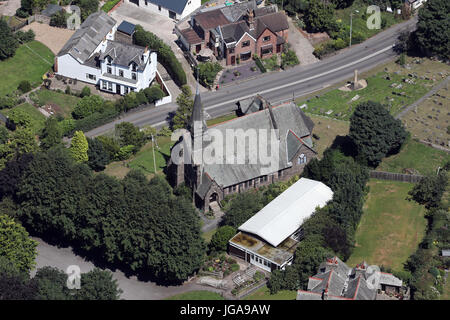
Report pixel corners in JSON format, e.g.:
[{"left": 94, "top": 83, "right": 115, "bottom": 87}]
[{"left": 205, "top": 44, "right": 395, "bottom": 110}]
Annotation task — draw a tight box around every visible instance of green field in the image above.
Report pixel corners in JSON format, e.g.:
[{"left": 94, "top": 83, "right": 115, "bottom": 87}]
[
  {"left": 0, "top": 41, "right": 54, "bottom": 96},
  {"left": 31, "top": 89, "right": 81, "bottom": 118},
  {"left": 2, "top": 103, "right": 46, "bottom": 134},
  {"left": 128, "top": 136, "right": 174, "bottom": 174},
  {"left": 299, "top": 71, "right": 430, "bottom": 121},
  {"left": 165, "top": 290, "right": 225, "bottom": 300},
  {"left": 377, "top": 139, "right": 450, "bottom": 176},
  {"left": 347, "top": 179, "right": 427, "bottom": 272},
  {"left": 244, "top": 285, "right": 297, "bottom": 300}
]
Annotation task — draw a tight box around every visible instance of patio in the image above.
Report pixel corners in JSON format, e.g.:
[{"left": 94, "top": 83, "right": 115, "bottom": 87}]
[{"left": 218, "top": 61, "right": 262, "bottom": 86}]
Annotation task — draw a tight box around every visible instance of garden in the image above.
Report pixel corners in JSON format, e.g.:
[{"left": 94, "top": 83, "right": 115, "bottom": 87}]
[{"left": 199, "top": 253, "right": 240, "bottom": 279}]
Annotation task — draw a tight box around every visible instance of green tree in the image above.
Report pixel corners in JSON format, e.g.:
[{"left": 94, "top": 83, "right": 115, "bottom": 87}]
[
  {"left": 17, "top": 80, "right": 32, "bottom": 93},
  {"left": 75, "top": 268, "right": 121, "bottom": 300},
  {"left": 197, "top": 62, "right": 222, "bottom": 88},
  {"left": 115, "top": 122, "right": 145, "bottom": 153},
  {"left": 72, "top": 95, "right": 104, "bottom": 119},
  {"left": 0, "top": 126, "right": 9, "bottom": 144},
  {"left": 143, "top": 86, "right": 165, "bottom": 103},
  {"left": 73, "top": 0, "right": 100, "bottom": 21},
  {"left": 0, "top": 20, "right": 18, "bottom": 61},
  {"left": 96, "top": 135, "right": 120, "bottom": 160},
  {"left": 171, "top": 85, "right": 194, "bottom": 130},
  {"left": 87, "top": 138, "right": 110, "bottom": 171},
  {"left": 349, "top": 101, "right": 408, "bottom": 167},
  {"left": 80, "top": 86, "right": 91, "bottom": 98},
  {"left": 50, "top": 9, "right": 69, "bottom": 28},
  {"left": 414, "top": 0, "right": 450, "bottom": 59},
  {"left": 303, "top": 0, "right": 338, "bottom": 33},
  {"left": 70, "top": 131, "right": 89, "bottom": 163},
  {"left": 8, "top": 108, "right": 32, "bottom": 129},
  {"left": 209, "top": 226, "right": 236, "bottom": 252},
  {"left": 0, "top": 214, "right": 38, "bottom": 274},
  {"left": 40, "top": 117, "right": 63, "bottom": 150},
  {"left": 408, "top": 171, "right": 448, "bottom": 209},
  {"left": 0, "top": 128, "right": 39, "bottom": 169},
  {"left": 31, "top": 266, "right": 72, "bottom": 300},
  {"left": 222, "top": 192, "right": 264, "bottom": 228}
]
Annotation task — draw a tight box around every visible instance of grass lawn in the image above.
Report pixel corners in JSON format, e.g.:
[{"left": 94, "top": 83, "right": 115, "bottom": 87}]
[
  {"left": 32, "top": 89, "right": 81, "bottom": 118},
  {"left": 201, "top": 227, "right": 217, "bottom": 244},
  {"left": 2, "top": 103, "right": 46, "bottom": 134},
  {"left": 206, "top": 113, "right": 237, "bottom": 127},
  {"left": 165, "top": 290, "right": 225, "bottom": 300},
  {"left": 347, "top": 179, "right": 427, "bottom": 272},
  {"left": 0, "top": 41, "right": 54, "bottom": 96},
  {"left": 244, "top": 285, "right": 297, "bottom": 300},
  {"left": 377, "top": 139, "right": 450, "bottom": 176},
  {"left": 308, "top": 114, "right": 349, "bottom": 158},
  {"left": 104, "top": 136, "right": 174, "bottom": 179},
  {"left": 297, "top": 57, "right": 450, "bottom": 121}
]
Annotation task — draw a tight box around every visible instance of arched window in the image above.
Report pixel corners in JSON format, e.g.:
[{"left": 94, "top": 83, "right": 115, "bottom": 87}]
[{"left": 298, "top": 153, "right": 307, "bottom": 164}]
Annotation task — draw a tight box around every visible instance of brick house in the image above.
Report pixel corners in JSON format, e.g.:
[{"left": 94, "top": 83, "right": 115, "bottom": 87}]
[{"left": 176, "top": 1, "right": 289, "bottom": 65}]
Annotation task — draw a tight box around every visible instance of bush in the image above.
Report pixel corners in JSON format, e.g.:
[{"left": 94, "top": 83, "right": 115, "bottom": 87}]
[
  {"left": 72, "top": 95, "right": 104, "bottom": 119},
  {"left": 0, "top": 95, "right": 20, "bottom": 109},
  {"left": 231, "top": 263, "right": 240, "bottom": 272},
  {"left": 65, "top": 86, "right": 71, "bottom": 95},
  {"left": 209, "top": 226, "right": 236, "bottom": 252},
  {"left": 15, "top": 30, "right": 35, "bottom": 43},
  {"left": 101, "top": 0, "right": 121, "bottom": 13},
  {"left": 197, "top": 62, "right": 222, "bottom": 88},
  {"left": 254, "top": 56, "right": 266, "bottom": 72},
  {"left": 115, "top": 145, "right": 135, "bottom": 161},
  {"left": 50, "top": 10, "right": 69, "bottom": 28},
  {"left": 143, "top": 86, "right": 165, "bottom": 104},
  {"left": 80, "top": 86, "right": 91, "bottom": 98},
  {"left": 17, "top": 80, "right": 31, "bottom": 93},
  {"left": 16, "top": 8, "right": 30, "bottom": 18},
  {"left": 281, "top": 50, "right": 299, "bottom": 69}
]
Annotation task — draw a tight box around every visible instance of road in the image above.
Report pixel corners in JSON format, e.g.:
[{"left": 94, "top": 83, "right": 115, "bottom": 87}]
[{"left": 86, "top": 17, "right": 417, "bottom": 138}]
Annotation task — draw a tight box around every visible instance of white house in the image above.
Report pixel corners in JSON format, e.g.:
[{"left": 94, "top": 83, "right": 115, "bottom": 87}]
[
  {"left": 55, "top": 11, "right": 157, "bottom": 95},
  {"left": 126, "top": 0, "right": 201, "bottom": 20},
  {"left": 407, "top": 0, "right": 427, "bottom": 10},
  {"left": 228, "top": 178, "right": 334, "bottom": 272}
]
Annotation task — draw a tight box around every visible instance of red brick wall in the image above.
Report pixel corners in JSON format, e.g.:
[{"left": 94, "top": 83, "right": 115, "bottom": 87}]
[
  {"left": 256, "top": 29, "right": 277, "bottom": 59},
  {"left": 227, "top": 33, "right": 256, "bottom": 65}
]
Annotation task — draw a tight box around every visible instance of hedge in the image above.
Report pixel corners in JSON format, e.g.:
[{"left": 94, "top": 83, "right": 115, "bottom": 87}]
[
  {"left": 254, "top": 56, "right": 266, "bottom": 73},
  {"left": 101, "top": 0, "right": 121, "bottom": 13}
]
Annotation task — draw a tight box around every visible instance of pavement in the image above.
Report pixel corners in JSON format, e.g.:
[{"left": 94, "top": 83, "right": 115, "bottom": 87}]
[
  {"left": 86, "top": 17, "right": 418, "bottom": 137},
  {"left": 286, "top": 16, "right": 319, "bottom": 66},
  {"left": 0, "top": 0, "right": 20, "bottom": 16},
  {"left": 32, "top": 237, "right": 223, "bottom": 300}
]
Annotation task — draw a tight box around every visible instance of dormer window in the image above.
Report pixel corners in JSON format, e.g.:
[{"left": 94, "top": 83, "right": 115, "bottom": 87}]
[
  {"left": 132, "top": 72, "right": 137, "bottom": 80},
  {"left": 119, "top": 70, "right": 124, "bottom": 77},
  {"left": 130, "top": 63, "right": 137, "bottom": 72},
  {"left": 106, "top": 56, "right": 112, "bottom": 65}
]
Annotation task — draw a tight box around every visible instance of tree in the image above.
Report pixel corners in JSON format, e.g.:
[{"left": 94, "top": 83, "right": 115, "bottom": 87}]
[
  {"left": 209, "top": 226, "right": 236, "bottom": 253},
  {"left": 414, "top": 0, "right": 450, "bottom": 59},
  {"left": 0, "top": 128, "right": 38, "bottom": 169},
  {"left": 31, "top": 266, "right": 72, "bottom": 300},
  {"left": 87, "top": 138, "right": 110, "bottom": 171},
  {"left": 302, "top": 0, "right": 338, "bottom": 33},
  {"left": 408, "top": 171, "right": 448, "bottom": 209},
  {"left": 17, "top": 80, "right": 32, "bottom": 93},
  {"left": 40, "top": 117, "right": 63, "bottom": 150},
  {"left": 115, "top": 122, "right": 145, "bottom": 153},
  {"left": 349, "top": 101, "right": 408, "bottom": 167},
  {"left": 80, "top": 86, "right": 91, "bottom": 98},
  {"left": 72, "top": 95, "right": 104, "bottom": 119},
  {"left": 73, "top": 0, "right": 100, "bottom": 21},
  {"left": 0, "top": 214, "right": 38, "bottom": 274},
  {"left": 96, "top": 135, "right": 120, "bottom": 160},
  {"left": 0, "top": 272, "right": 37, "bottom": 300},
  {"left": 74, "top": 268, "right": 121, "bottom": 300},
  {"left": 0, "top": 20, "right": 18, "bottom": 61},
  {"left": 70, "top": 131, "right": 89, "bottom": 163},
  {"left": 0, "top": 126, "right": 8, "bottom": 144},
  {"left": 171, "top": 85, "right": 194, "bottom": 130},
  {"left": 143, "top": 86, "right": 165, "bottom": 104},
  {"left": 221, "top": 192, "right": 264, "bottom": 228},
  {"left": 50, "top": 9, "right": 69, "bottom": 28},
  {"left": 197, "top": 62, "right": 222, "bottom": 88},
  {"left": 8, "top": 108, "right": 32, "bottom": 129}
]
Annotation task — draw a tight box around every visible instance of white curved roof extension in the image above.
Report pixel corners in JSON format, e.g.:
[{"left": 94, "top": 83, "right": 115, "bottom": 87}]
[{"left": 238, "top": 178, "right": 333, "bottom": 247}]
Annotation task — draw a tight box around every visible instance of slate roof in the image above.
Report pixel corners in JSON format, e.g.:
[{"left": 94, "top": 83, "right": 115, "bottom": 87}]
[
  {"left": 117, "top": 20, "right": 136, "bottom": 36},
  {"left": 297, "top": 257, "right": 402, "bottom": 300},
  {"left": 41, "top": 4, "right": 62, "bottom": 17},
  {"left": 197, "top": 102, "right": 315, "bottom": 189},
  {"left": 180, "top": 28, "right": 203, "bottom": 45},
  {"left": 148, "top": 0, "right": 191, "bottom": 15},
  {"left": 58, "top": 11, "right": 116, "bottom": 63},
  {"left": 99, "top": 41, "right": 148, "bottom": 71},
  {"left": 220, "top": 0, "right": 256, "bottom": 23},
  {"left": 195, "top": 9, "right": 229, "bottom": 30}
]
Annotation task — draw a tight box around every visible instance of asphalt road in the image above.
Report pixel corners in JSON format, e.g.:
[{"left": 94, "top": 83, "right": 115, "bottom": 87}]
[{"left": 86, "top": 17, "right": 417, "bottom": 137}]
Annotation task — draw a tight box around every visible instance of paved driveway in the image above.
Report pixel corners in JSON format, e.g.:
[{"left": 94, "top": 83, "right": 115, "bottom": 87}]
[
  {"left": 110, "top": 2, "right": 200, "bottom": 92},
  {"left": 32, "top": 237, "right": 223, "bottom": 300},
  {"left": 0, "top": 0, "right": 20, "bottom": 16},
  {"left": 287, "top": 17, "right": 319, "bottom": 66}
]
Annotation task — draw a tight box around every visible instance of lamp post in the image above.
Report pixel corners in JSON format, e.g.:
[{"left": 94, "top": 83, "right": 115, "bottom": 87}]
[{"left": 349, "top": 10, "right": 359, "bottom": 47}]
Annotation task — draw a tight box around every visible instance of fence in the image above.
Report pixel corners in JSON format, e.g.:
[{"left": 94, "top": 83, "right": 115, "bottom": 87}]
[
  {"left": 236, "top": 280, "right": 267, "bottom": 300},
  {"left": 370, "top": 171, "right": 423, "bottom": 183}
]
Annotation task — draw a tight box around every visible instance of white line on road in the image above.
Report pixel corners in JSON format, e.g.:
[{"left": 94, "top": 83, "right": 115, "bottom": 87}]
[{"left": 205, "top": 44, "right": 395, "bottom": 110}]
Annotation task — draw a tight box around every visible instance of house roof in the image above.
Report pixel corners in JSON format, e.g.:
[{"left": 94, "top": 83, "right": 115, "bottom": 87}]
[
  {"left": 99, "top": 41, "right": 148, "bottom": 71},
  {"left": 41, "top": 4, "right": 62, "bottom": 17},
  {"left": 195, "top": 9, "right": 229, "bottom": 30},
  {"left": 238, "top": 178, "right": 333, "bottom": 247},
  {"left": 380, "top": 272, "right": 403, "bottom": 287},
  {"left": 220, "top": 0, "right": 256, "bottom": 22},
  {"left": 148, "top": 0, "right": 191, "bottom": 15},
  {"left": 58, "top": 11, "right": 116, "bottom": 63},
  {"left": 117, "top": 20, "right": 136, "bottom": 36},
  {"left": 180, "top": 28, "right": 203, "bottom": 45}
]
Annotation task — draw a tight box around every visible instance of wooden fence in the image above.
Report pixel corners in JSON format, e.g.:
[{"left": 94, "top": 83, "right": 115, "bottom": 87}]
[{"left": 370, "top": 171, "right": 423, "bottom": 183}]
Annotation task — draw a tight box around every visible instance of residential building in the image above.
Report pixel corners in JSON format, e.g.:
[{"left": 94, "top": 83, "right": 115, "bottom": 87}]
[
  {"left": 168, "top": 92, "right": 317, "bottom": 211},
  {"left": 228, "top": 178, "right": 334, "bottom": 272},
  {"left": 55, "top": 11, "right": 158, "bottom": 95},
  {"left": 125, "top": 0, "right": 201, "bottom": 20},
  {"left": 297, "top": 257, "right": 405, "bottom": 300},
  {"left": 177, "top": 0, "right": 289, "bottom": 65}
]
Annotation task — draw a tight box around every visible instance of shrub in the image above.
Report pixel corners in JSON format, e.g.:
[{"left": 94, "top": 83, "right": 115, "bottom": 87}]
[
  {"left": 143, "top": 86, "right": 165, "bottom": 104},
  {"left": 231, "top": 263, "right": 240, "bottom": 272},
  {"left": 16, "top": 8, "right": 30, "bottom": 18},
  {"left": 136, "top": 90, "right": 148, "bottom": 105},
  {"left": 80, "top": 86, "right": 91, "bottom": 98},
  {"left": 281, "top": 50, "right": 299, "bottom": 69},
  {"left": 15, "top": 30, "right": 35, "bottom": 43},
  {"left": 209, "top": 226, "right": 236, "bottom": 252},
  {"left": 115, "top": 145, "right": 135, "bottom": 161},
  {"left": 197, "top": 62, "right": 222, "bottom": 88},
  {"left": 72, "top": 95, "right": 104, "bottom": 119},
  {"left": 65, "top": 86, "right": 71, "bottom": 95},
  {"left": 101, "top": 0, "right": 121, "bottom": 13},
  {"left": 0, "top": 95, "right": 20, "bottom": 109},
  {"left": 17, "top": 80, "right": 31, "bottom": 93},
  {"left": 254, "top": 56, "right": 266, "bottom": 73}
]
